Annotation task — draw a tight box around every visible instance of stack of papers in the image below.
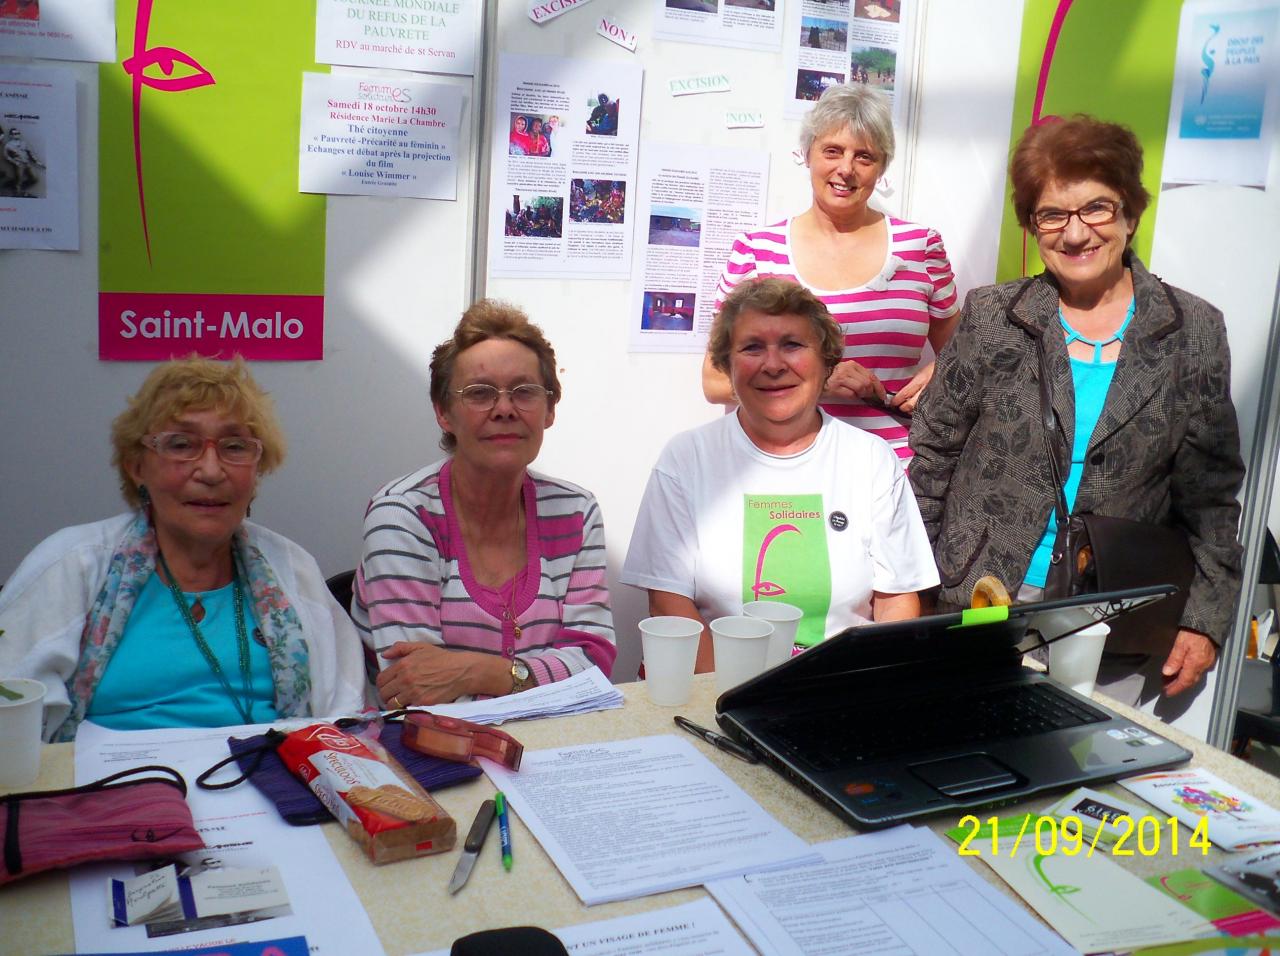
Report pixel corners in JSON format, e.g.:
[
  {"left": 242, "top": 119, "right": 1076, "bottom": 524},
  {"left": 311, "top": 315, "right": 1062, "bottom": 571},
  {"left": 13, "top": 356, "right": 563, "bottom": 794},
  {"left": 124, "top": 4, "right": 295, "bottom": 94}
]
[
  {"left": 412, "top": 666, "right": 623, "bottom": 724},
  {"left": 482, "top": 734, "right": 820, "bottom": 905}
]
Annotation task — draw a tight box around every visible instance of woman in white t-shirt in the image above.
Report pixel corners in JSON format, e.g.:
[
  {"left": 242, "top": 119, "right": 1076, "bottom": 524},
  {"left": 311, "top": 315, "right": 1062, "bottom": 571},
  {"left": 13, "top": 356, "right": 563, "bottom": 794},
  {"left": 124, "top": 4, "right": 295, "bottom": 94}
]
[{"left": 623, "top": 278, "right": 938, "bottom": 672}]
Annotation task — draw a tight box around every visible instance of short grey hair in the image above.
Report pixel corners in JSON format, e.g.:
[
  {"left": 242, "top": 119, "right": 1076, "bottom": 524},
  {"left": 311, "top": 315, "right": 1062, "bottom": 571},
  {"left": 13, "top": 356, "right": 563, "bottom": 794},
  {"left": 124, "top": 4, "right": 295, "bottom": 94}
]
[{"left": 799, "top": 83, "right": 895, "bottom": 170}]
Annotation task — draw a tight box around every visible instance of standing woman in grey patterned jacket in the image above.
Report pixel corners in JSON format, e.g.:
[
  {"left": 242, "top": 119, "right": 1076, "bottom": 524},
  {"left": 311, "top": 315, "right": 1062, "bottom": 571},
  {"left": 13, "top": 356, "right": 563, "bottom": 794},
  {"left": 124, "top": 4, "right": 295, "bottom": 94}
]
[{"left": 909, "top": 115, "right": 1244, "bottom": 713}]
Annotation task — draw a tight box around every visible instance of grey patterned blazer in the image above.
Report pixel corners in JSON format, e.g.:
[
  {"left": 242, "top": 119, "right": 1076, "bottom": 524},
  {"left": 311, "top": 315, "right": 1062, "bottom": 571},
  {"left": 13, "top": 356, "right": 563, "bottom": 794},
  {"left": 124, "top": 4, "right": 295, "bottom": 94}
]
[{"left": 909, "top": 253, "right": 1244, "bottom": 649}]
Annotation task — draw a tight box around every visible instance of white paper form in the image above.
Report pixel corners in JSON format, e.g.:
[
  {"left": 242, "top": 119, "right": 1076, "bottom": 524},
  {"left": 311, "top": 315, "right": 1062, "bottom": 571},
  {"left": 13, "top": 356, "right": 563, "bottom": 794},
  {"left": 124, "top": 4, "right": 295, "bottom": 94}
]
[
  {"left": 628, "top": 141, "right": 769, "bottom": 355},
  {"left": 486, "top": 52, "right": 643, "bottom": 279},
  {"left": 71, "top": 721, "right": 384, "bottom": 956},
  {"left": 707, "top": 826, "right": 1079, "bottom": 956},
  {"left": 652, "top": 0, "right": 784, "bottom": 53},
  {"left": 414, "top": 897, "right": 756, "bottom": 956},
  {"left": 481, "top": 734, "right": 819, "bottom": 905},
  {"left": 410, "top": 665, "right": 622, "bottom": 724},
  {"left": 0, "top": 64, "right": 79, "bottom": 250}
]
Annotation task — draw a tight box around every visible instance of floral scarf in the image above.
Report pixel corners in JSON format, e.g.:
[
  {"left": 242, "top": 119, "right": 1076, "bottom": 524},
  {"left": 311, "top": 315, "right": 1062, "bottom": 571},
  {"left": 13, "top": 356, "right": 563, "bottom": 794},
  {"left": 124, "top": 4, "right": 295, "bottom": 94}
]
[{"left": 56, "top": 511, "right": 312, "bottom": 741}]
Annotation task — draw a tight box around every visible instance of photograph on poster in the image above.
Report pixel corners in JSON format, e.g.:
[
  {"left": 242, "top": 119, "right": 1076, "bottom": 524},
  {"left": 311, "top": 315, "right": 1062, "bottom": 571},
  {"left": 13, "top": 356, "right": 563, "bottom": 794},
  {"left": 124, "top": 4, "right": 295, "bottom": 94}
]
[
  {"left": 803, "top": 17, "right": 847, "bottom": 50},
  {"left": 667, "top": 0, "right": 718, "bottom": 12},
  {"left": 0, "top": 122, "right": 44, "bottom": 198},
  {"left": 727, "top": 0, "right": 774, "bottom": 8},
  {"left": 648, "top": 205, "right": 702, "bottom": 247},
  {"left": 585, "top": 93, "right": 620, "bottom": 135},
  {"left": 796, "top": 68, "right": 844, "bottom": 101},
  {"left": 570, "top": 179, "right": 626, "bottom": 223},
  {"left": 509, "top": 112, "right": 559, "bottom": 157},
  {"left": 505, "top": 194, "right": 564, "bottom": 238},
  {"left": 850, "top": 44, "right": 896, "bottom": 92},
  {"left": 641, "top": 291, "right": 697, "bottom": 332},
  {"left": 855, "top": 0, "right": 900, "bottom": 22},
  {"left": 0, "top": 0, "right": 38, "bottom": 22}
]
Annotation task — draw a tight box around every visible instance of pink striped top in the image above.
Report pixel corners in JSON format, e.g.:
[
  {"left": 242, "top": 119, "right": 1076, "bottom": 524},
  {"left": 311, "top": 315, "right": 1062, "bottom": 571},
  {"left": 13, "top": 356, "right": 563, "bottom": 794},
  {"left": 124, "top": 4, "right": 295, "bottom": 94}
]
[
  {"left": 353, "top": 460, "right": 616, "bottom": 691},
  {"left": 715, "top": 216, "right": 959, "bottom": 461}
]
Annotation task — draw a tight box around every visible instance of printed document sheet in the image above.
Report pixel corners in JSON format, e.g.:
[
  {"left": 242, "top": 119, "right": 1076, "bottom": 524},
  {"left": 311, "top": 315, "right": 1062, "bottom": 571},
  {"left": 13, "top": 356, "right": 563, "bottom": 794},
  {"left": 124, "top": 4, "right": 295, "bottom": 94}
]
[
  {"left": 707, "top": 826, "right": 1078, "bottom": 955},
  {"left": 71, "top": 721, "right": 383, "bottom": 956},
  {"left": 481, "top": 734, "right": 818, "bottom": 905},
  {"left": 411, "top": 665, "right": 623, "bottom": 724}
]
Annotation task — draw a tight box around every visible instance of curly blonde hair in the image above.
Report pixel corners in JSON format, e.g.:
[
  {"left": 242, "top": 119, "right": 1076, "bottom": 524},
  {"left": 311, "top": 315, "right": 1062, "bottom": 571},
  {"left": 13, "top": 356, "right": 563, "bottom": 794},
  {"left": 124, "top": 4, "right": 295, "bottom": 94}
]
[{"left": 111, "top": 356, "right": 286, "bottom": 508}]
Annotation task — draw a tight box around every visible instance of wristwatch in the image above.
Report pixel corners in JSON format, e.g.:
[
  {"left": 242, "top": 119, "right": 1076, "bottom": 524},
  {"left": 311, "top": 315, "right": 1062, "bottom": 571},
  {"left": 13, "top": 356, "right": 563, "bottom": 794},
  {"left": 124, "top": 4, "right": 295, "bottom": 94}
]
[{"left": 510, "top": 657, "right": 536, "bottom": 694}]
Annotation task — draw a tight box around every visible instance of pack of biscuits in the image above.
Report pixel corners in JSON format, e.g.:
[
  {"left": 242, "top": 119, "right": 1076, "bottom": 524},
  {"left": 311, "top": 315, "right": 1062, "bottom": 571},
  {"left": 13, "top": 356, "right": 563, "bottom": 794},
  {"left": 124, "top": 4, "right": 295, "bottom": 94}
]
[{"left": 276, "top": 722, "right": 456, "bottom": 864}]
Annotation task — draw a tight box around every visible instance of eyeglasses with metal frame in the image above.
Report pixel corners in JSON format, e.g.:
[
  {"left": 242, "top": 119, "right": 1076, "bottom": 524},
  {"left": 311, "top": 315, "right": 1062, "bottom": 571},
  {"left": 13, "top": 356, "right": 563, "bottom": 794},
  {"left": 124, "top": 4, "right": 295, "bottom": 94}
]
[
  {"left": 1032, "top": 199, "right": 1123, "bottom": 234},
  {"left": 452, "top": 383, "right": 552, "bottom": 411},
  {"left": 141, "top": 432, "right": 264, "bottom": 465}
]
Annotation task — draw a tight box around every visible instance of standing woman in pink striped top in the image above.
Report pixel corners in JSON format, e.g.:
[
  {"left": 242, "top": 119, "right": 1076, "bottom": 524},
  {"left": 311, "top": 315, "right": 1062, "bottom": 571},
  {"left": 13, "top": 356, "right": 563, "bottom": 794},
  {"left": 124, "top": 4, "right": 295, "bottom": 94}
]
[
  {"left": 353, "top": 301, "right": 616, "bottom": 706},
  {"left": 704, "top": 83, "right": 960, "bottom": 464}
]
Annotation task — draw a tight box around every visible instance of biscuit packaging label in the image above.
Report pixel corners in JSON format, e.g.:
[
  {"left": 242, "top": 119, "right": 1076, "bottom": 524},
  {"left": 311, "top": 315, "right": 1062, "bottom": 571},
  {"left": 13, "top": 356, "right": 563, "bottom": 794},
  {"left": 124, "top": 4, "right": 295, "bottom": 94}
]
[{"left": 277, "top": 722, "right": 456, "bottom": 864}]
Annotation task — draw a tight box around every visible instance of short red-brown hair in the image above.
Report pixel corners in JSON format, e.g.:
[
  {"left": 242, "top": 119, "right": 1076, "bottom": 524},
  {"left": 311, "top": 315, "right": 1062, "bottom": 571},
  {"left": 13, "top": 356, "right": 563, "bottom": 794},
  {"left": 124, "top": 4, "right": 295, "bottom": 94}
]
[{"left": 1009, "top": 115, "right": 1150, "bottom": 235}]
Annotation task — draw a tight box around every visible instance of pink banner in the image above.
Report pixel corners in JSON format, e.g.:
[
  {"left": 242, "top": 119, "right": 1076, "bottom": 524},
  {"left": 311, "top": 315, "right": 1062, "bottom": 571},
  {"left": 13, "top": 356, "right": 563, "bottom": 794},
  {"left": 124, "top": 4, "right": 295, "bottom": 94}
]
[{"left": 99, "top": 292, "right": 324, "bottom": 361}]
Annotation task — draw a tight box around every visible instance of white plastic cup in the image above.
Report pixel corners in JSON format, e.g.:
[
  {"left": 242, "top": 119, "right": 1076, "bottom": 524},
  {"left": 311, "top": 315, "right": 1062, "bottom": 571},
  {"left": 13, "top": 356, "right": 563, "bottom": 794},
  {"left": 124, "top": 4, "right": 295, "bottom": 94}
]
[
  {"left": 639, "top": 616, "right": 703, "bottom": 707},
  {"left": 0, "top": 678, "right": 46, "bottom": 789},
  {"left": 742, "top": 601, "right": 804, "bottom": 668},
  {"left": 711, "top": 616, "right": 774, "bottom": 695},
  {"left": 1048, "top": 623, "right": 1110, "bottom": 696}
]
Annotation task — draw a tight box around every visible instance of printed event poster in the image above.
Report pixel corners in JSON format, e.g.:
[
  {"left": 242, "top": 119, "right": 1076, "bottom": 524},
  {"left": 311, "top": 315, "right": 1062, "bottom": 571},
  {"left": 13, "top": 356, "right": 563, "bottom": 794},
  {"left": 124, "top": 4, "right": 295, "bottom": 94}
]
[
  {"left": 0, "top": 0, "right": 115, "bottom": 63},
  {"left": 487, "top": 52, "right": 643, "bottom": 280},
  {"left": 1162, "top": 0, "right": 1280, "bottom": 187},
  {"left": 299, "top": 72, "right": 462, "bottom": 200},
  {"left": 782, "top": 0, "right": 918, "bottom": 124},
  {"left": 314, "top": 0, "right": 480, "bottom": 76},
  {"left": 628, "top": 141, "right": 768, "bottom": 353},
  {"left": 98, "top": 1, "right": 327, "bottom": 361},
  {"left": 0, "top": 64, "right": 78, "bottom": 250},
  {"left": 653, "top": 0, "right": 783, "bottom": 53}
]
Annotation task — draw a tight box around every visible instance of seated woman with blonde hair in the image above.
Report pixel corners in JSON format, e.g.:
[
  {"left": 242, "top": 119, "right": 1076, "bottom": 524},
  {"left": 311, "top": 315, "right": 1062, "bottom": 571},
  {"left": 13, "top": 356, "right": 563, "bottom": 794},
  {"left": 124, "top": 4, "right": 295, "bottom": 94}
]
[
  {"left": 354, "top": 299, "right": 615, "bottom": 707},
  {"left": 0, "top": 357, "right": 368, "bottom": 741}
]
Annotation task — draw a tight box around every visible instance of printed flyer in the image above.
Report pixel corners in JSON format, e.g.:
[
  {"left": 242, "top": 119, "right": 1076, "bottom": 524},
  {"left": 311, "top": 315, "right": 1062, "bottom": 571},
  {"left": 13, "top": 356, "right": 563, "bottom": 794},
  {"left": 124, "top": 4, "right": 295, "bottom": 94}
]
[
  {"left": 299, "top": 72, "right": 463, "bottom": 200},
  {"left": 487, "top": 52, "right": 642, "bottom": 280},
  {"left": 653, "top": 0, "right": 783, "bottom": 53},
  {"left": 1120, "top": 768, "right": 1280, "bottom": 851},
  {"left": 628, "top": 141, "right": 768, "bottom": 354},
  {"left": 0, "top": 64, "right": 78, "bottom": 250},
  {"left": 314, "top": 0, "right": 480, "bottom": 76},
  {"left": 0, "top": 0, "right": 115, "bottom": 63}
]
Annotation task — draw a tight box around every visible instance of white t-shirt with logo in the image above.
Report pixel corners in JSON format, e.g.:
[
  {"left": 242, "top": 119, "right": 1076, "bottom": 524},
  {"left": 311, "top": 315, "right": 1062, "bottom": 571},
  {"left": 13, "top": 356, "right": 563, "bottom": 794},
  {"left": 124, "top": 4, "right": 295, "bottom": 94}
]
[{"left": 623, "top": 411, "right": 939, "bottom": 646}]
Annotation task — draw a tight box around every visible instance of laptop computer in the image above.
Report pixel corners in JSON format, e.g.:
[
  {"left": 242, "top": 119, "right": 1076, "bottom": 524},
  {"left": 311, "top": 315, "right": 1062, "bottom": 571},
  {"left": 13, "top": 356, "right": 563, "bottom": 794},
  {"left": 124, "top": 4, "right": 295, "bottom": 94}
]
[{"left": 715, "top": 586, "right": 1194, "bottom": 829}]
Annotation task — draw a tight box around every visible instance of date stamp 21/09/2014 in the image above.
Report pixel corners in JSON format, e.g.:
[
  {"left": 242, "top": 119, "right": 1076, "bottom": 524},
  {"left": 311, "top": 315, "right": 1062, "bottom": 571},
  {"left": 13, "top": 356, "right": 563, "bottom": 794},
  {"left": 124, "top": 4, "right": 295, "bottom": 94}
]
[{"left": 953, "top": 813, "right": 1211, "bottom": 859}]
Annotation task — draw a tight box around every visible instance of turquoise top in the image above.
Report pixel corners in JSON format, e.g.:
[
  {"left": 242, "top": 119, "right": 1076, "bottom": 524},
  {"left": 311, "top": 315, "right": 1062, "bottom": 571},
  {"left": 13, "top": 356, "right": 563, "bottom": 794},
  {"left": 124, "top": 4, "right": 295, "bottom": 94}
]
[
  {"left": 87, "top": 572, "right": 279, "bottom": 730},
  {"left": 1024, "top": 301, "right": 1133, "bottom": 588}
]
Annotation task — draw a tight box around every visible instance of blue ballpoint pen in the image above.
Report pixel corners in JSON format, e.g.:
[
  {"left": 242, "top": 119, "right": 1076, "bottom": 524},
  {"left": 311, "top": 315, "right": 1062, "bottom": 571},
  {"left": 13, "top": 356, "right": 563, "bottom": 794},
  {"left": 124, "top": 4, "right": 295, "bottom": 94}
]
[{"left": 494, "top": 791, "right": 513, "bottom": 871}]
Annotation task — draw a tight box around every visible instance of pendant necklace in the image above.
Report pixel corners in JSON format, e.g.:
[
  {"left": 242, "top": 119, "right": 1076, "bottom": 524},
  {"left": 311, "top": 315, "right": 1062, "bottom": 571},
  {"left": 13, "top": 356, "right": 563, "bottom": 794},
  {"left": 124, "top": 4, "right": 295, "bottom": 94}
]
[{"left": 156, "top": 547, "right": 255, "bottom": 725}]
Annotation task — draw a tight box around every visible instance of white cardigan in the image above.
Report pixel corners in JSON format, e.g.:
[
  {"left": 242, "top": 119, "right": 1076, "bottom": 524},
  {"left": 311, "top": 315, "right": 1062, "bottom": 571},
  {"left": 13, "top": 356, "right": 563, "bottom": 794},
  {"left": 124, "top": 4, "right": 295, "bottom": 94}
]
[{"left": 0, "top": 514, "right": 368, "bottom": 741}]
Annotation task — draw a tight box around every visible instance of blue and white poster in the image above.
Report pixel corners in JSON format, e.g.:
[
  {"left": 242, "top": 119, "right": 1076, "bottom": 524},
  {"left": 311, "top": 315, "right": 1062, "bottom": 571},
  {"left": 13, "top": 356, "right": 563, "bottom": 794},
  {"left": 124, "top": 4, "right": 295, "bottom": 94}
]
[{"left": 1163, "top": 0, "right": 1280, "bottom": 186}]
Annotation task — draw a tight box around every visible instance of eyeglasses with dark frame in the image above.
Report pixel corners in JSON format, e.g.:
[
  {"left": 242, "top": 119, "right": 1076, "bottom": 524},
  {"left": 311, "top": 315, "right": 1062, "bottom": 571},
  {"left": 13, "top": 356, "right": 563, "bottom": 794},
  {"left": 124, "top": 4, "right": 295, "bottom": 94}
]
[
  {"left": 141, "top": 432, "right": 264, "bottom": 465},
  {"left": 1032, "top": 199, "right": 1124, "bottom": 234},
  {"left": 452, "top": 383, "right": 552, "bottom": 412}
]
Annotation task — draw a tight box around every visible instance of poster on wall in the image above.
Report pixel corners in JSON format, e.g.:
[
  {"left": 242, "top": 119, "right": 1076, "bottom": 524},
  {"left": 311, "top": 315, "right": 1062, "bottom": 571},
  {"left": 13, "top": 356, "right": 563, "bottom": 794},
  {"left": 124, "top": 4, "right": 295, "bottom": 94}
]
[
  {"left": 1161, "top": 0, "right": 1279, "bottom": 187},
  {"left": 781, "top": 0, "right": 916, "bottom": 126},
  {"left": 487, "top": 52, "right": 642, "bottom": 280},
  {"left": 653, "top": 0, "right": 782, "bottom": 53},
  {"left": 98, "top": 1, "right": 327, "bottom": 361},
  {"left": 628, "top": 142, "right": 768, "bottom": 353},
  {"left": 0, "top": 65, "right": 78, "bottom": 250},
  {"left": 299, "top": 72, "right": 462, "bottom": 200},
  {"left": 0, "top": 0, "right": 115, "bottom": 63},
  {"left": 314, "top": 0, "right": 480, "bottom": 76}
]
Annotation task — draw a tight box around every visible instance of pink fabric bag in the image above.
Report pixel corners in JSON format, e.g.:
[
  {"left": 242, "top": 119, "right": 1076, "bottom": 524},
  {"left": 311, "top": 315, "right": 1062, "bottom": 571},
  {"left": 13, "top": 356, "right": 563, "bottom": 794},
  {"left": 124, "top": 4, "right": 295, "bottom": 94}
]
[{"left": 1, "top": 765, "right": 204, "bottom": 885}]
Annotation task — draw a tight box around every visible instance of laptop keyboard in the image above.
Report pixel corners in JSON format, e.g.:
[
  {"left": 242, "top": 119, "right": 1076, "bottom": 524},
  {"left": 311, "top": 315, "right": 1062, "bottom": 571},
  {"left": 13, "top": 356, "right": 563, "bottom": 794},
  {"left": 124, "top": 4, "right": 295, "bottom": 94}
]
[{"left": 763, "top": 681, "right": 1107, "bottom": 771}]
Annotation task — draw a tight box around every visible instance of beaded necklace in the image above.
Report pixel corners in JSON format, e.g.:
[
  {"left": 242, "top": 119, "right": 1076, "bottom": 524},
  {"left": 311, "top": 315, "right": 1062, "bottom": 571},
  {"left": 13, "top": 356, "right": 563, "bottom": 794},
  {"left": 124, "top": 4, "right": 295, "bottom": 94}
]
[{"left": 156, "top": 547, "right": 255, "bottom": 725}]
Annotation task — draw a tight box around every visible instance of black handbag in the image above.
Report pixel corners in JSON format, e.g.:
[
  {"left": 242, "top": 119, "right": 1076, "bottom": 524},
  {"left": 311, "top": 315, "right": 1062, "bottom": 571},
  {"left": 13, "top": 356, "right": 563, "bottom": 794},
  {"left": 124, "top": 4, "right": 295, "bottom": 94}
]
[{"left": 1037, "top": 331, "right": 1194, "bottom": 655}]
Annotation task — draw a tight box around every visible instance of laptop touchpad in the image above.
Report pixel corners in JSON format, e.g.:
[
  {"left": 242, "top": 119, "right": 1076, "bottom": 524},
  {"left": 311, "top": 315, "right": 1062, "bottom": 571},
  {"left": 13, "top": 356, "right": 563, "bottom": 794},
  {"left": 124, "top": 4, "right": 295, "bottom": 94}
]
[{"left": 909, "top": 754, "right": 1021, "bottom": 798}]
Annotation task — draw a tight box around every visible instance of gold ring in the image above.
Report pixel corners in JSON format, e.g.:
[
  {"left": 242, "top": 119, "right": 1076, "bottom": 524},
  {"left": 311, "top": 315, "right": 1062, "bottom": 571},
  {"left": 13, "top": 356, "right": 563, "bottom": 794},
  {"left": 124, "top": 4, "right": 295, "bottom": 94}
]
[{"left": 389, "top": 694, "right": 401, "bottom": 709}]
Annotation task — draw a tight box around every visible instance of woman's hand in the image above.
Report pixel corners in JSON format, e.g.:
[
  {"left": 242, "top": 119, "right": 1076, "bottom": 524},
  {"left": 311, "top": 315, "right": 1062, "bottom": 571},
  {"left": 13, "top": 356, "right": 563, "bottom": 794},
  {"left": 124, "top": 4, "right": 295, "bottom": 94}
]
[
  {"left": 823, "top": 360, "right": 886, "bottom": 404},
  {"left": 376, "top": 642, "right": 510, "bottom": 706},
  {"left": 1161, "top": 629, "right": 1217, "bottom": 696},
  {"left": 888, "top": 361, "right": 935, "bottom": 415}
]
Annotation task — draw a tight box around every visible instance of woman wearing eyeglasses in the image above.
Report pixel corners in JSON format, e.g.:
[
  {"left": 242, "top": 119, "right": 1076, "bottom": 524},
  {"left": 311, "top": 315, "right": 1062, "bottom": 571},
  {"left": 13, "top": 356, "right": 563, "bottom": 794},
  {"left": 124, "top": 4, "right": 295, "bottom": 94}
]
[
  {"left": 0, "top": 357, "right": 367, "bottom": 741},
  {"left": 353, "top": 300, "right": 616, "bottom": 707},
  {"left": 910, "top": 115, "right": 1244, "bottom": 709}
]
